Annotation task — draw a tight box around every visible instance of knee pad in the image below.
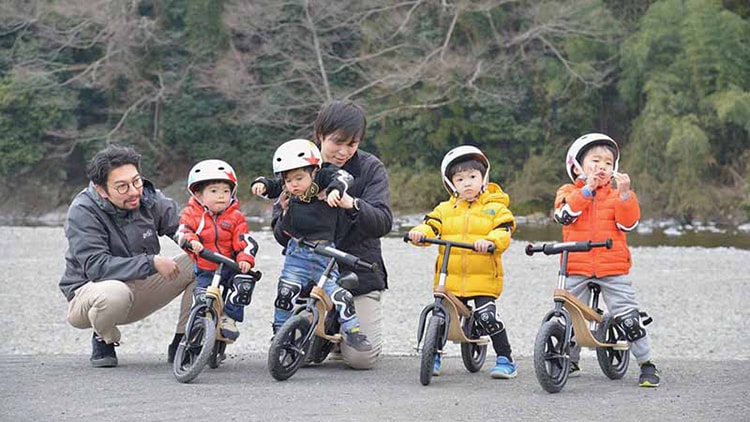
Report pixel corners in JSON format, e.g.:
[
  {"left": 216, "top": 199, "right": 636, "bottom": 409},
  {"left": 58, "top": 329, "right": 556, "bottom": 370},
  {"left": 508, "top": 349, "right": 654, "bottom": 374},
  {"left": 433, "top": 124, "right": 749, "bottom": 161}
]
[
  {"left": 274, "top": 279, "right": 302, "bottom": 311},
  {"left": 229, "top": 275, "right": 256, "bottom": 306},
  {"left": 331, "top": 287, "right": 355, "bottom": 320},
  {"left": 614, "top": 308, "right": 647, "bottom": 342},
  {"left": 474, "top": 302, "right": 505, "bottom": 336}
]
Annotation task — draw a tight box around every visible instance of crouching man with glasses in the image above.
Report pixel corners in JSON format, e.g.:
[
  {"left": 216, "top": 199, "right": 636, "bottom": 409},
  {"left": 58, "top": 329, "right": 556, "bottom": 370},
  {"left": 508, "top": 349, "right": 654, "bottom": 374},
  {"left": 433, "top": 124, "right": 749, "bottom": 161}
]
[{"left": 59, "top": 144, "right": 196, "bottom": 367}]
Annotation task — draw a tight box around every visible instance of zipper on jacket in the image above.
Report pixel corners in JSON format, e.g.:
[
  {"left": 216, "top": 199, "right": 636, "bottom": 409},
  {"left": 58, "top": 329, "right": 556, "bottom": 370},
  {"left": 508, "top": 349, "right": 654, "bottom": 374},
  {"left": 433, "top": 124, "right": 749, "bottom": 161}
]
[{"left": 590, "top": 189, "right": 597, "bottom": 277}]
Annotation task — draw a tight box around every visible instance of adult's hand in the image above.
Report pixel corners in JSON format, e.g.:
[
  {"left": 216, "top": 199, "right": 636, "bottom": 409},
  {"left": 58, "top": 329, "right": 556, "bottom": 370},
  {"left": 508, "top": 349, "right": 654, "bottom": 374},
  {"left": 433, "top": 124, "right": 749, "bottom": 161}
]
[
  {"left": 338, "top": 192, "right": 355, "bottom": 210},
  {"left": 154, "top": 255, "right": 180, "bottom": 280}
]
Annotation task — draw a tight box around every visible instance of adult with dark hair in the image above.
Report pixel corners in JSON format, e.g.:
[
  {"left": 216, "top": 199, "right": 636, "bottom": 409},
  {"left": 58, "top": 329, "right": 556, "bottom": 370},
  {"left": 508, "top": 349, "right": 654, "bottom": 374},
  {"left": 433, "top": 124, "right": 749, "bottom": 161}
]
[
  {"left": 59, "top": 145, "right": 195, "bottom": 367},
  {"left": 271, "top": 100, "right": 392, "bottom": 369}
]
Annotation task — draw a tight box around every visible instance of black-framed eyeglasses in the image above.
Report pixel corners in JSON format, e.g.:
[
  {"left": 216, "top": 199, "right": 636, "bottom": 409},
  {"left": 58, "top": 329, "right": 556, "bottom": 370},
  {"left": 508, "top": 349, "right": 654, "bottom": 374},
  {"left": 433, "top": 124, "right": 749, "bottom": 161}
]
[{"left": 111, "top": 177, "right": 144, "bottom": 195}]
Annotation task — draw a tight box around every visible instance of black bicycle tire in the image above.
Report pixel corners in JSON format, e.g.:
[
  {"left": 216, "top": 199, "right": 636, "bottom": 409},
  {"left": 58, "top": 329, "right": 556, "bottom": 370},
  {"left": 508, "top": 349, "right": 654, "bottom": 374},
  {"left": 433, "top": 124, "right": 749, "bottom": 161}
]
[
  {"left": 533, "top": 320, "right": 569, "bottom": 393},
  {"left": 173, "top": 313, "right": 217, "bottom": 384},
  {"left": 420, "top": 315, "right": 442, "bottom": 386},
  {"left": 268, "top": 314, "right": 311, "bottom": 381}
]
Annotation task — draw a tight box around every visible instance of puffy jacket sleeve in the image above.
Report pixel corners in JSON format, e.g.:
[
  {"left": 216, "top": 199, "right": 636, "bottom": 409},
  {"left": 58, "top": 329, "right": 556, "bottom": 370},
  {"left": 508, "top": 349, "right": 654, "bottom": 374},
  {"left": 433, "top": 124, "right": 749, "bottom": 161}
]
[
  {"left": 411, "top": 207, "right": 443, "bottom": 243},
  {"left": 232, "top": 212, "right": 258, "bottom": 266},
  {"left": 318, "top": 164, "right": 354, "bottom": 195},
  {"left": 176, "top": 206, "right": 201, "bottom": 249},
  {"left": 614, "top": 190, "right": 640, "bottom": 231},
  {"left": 252, "top": 176, "right": 284, "bottom": 199},
  {"left": 486, "top": 206, "right": 515, "bottom": 254}
]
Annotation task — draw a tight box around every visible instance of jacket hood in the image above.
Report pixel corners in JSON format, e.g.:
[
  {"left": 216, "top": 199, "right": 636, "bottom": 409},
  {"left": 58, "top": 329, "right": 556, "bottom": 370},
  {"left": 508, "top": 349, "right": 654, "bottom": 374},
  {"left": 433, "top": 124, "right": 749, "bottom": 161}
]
[{"left": 449, "top": 182, "right": 509, "bottom": 207}]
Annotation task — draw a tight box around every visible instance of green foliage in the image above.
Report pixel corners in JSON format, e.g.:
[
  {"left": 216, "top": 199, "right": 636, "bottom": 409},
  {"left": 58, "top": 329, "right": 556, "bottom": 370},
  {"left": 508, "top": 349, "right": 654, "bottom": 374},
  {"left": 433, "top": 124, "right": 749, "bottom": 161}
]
[
  {"left": 387, "top": 165, "right": 444, "bottom": 214},
  {"left": 619, "top": 0, "right": 750, "bottom": 220},
  {"left": 0, "top": 73, "right": 76, "bottom": 175},
  {"left": 185, "top": 0, "right": 228, "bottom": 60}
]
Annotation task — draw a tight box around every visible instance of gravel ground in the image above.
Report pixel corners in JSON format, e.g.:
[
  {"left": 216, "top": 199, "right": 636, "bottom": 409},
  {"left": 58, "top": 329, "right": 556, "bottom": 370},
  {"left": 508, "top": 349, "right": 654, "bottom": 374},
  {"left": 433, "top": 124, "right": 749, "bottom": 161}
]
[{"left": 1, "top": 226, "right": 748, "bottom": 361}]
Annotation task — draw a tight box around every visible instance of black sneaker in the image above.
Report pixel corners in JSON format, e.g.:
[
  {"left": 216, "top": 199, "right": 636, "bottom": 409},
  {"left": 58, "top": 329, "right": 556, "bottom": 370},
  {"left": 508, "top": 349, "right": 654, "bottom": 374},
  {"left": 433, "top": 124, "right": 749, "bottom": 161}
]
[
  {"left": 568, "top": 361, "right": 581, "bottom": 378},
  {"left": 91, "top": 333, "right": 118, "bottom": 368},
  {"left": 167, "top": 333, "right": 183, "bottom": 364},
  {"left": 344, "top": 327, "right": 373, "bottom": 352},
  {"left": 638, "top": 362, "right": 660, "bottom": 387}
]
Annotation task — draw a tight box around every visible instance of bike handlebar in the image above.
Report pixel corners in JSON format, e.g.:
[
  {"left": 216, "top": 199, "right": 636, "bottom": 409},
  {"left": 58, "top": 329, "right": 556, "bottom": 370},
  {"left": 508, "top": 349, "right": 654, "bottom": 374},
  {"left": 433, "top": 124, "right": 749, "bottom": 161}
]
[
  {"left": 295, "top": 237, "right": 375, "bottom": 271},
  {"left": 525, "top": 238, "right": 612, "bottom": 256},
  {"left": 402, "top": 233, "right": 496, "bottom": 253},
  {"left": 178, "top": 239, "right": 262, "bottom": 279}
]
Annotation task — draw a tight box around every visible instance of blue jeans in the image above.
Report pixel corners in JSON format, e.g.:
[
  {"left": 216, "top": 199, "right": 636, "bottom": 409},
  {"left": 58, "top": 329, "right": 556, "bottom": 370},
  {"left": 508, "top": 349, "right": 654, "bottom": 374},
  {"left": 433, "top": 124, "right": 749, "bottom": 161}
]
[
  {"left": 195, "top": 266, "right": 244, "bottom": 322},
  {"left": 273, "top": 239, "right": 360, "bottom": 333}
]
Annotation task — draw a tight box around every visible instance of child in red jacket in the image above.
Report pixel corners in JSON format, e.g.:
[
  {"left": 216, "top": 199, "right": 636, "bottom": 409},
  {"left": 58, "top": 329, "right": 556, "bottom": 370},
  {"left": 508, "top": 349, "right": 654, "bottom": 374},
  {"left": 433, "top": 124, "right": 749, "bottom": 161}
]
[
  {"left": 554, "top": 133, "right": 659, "bottom": 387},
  {"left": 177, "top": 159, "right": 257, "bottom": 342}
]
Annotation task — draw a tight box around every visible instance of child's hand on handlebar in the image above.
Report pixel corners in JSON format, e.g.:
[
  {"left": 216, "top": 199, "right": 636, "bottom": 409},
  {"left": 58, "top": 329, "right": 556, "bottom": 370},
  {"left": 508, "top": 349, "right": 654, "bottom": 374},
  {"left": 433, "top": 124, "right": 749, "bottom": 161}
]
[
  {"left": 474, "top": 239, "right": 494, "bottom": 253},
  {"left": 407, "top": 231, "right": 426, "bottom": 244},
  {"left": 189, "top": 240, "right": 204, "bottom": 253},
  {"left": 238, "top": 260, "right": 252, "bottom": 274}
]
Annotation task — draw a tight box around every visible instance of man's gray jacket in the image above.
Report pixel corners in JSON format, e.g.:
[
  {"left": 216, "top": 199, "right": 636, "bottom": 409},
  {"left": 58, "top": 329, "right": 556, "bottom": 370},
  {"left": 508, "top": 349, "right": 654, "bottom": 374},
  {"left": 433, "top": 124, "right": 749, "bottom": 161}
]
[{"left": 59, "top": 180, "right": 180, "bottom": 301}]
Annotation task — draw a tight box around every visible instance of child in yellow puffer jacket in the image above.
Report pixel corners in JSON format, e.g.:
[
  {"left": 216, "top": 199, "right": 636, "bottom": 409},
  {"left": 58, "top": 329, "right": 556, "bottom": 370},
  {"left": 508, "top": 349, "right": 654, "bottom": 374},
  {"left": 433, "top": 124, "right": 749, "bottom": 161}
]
[{"left": 407, "top": 145, "right": 517, "bottom": 379}]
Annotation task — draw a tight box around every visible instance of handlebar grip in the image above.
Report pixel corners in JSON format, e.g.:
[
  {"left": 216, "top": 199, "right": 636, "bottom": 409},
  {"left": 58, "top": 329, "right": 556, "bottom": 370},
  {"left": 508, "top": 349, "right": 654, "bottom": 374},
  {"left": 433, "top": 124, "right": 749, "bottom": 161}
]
[
  {"left": 526, "top": 238, "right": 613, "bottom": 256},
  {"left": 403, "top": 233, "right": 411, "bottom": 243}
]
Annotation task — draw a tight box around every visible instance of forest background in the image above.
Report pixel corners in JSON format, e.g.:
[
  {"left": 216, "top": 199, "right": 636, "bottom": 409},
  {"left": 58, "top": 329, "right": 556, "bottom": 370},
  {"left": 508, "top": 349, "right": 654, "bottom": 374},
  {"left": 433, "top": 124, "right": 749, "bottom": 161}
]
[{"left": 1, "top": 0, "right": 748, "bottom": 225}]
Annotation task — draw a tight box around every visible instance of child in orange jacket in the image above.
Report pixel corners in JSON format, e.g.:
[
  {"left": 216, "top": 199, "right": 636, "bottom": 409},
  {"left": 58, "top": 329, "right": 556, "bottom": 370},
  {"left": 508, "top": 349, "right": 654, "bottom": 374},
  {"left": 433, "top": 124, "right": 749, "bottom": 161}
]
[
  {"left": 554, "top": 133, "right": 660, "bottom": 387},
  {"left": 177, "top": 159, "right": 258, "bottom": 344}
]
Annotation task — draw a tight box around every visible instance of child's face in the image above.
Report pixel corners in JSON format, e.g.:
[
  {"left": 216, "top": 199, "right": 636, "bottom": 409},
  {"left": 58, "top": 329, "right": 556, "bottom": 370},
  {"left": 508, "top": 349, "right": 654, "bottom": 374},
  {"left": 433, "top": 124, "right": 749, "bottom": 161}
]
[
  {"left": 284, "top": 168, "right": 314, "bottom": 196},
  {"left": 451, "top": 169, "right": 484, "bottom": 201},
  {"left": 196, "top": 182, "right": 233, "bottom": 213},
  {"left": 577, "top": 145, "right": 615, "bottom": 187}
]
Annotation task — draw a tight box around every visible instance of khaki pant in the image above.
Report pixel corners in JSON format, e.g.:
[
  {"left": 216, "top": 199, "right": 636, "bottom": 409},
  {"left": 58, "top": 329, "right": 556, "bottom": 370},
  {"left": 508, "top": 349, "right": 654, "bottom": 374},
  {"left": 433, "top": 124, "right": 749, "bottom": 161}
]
[
  {"left": 67, "top": 253, "right": 196, "bottom": 344},
  {"left": 339, "top": 290, "right": 383, "bottom": 369}
]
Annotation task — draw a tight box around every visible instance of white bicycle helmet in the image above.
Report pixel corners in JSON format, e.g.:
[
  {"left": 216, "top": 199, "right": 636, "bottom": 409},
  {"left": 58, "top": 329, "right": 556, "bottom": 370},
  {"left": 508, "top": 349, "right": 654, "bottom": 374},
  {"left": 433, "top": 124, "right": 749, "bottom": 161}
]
[
  {"left": 565, "top": 133, "right": 620, "bottom": 182},
  {"left": 272, "top": 139, "right": 322, "bottom": 174},
  {"left": 440, "top": 145, "right": 491, "bottom": 196},
  {"left": 187, "top": 159, "right": 238, "bottom": 196}
]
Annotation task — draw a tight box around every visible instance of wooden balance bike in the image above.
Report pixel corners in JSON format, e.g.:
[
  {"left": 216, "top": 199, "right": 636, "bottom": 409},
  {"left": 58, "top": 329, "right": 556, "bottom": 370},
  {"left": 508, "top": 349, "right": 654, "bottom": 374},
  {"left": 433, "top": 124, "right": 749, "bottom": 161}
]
[
  {"left": 172, "top": 246, "right": 262, "bottom": 384},
  {"left": 526, "top": 238, "right": 631, "bottom": 393},
  {"left": 267, "top": 237, "right": 374, "bottom": 381},
  {"left": 404, "top": 234, "right": 495, "bottom": 386}
]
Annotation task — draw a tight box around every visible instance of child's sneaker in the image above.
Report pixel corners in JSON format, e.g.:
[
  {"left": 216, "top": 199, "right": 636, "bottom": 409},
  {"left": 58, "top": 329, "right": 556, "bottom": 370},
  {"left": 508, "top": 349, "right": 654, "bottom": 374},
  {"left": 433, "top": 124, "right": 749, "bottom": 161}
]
[
  {"left": 568, "top": 361, "right": 581, "bottom": 378},
  {"left": 638, "top": 361, "right": 660, "bottom": 387},
  {"left": 490, "top": 356, "right": 517, "bottom": 379},
  {"left": 432, "top": 355, "right": 441, "bottom": 376},
  {"left": 220, "top": 316, "right": 240, "bottom": 341},
  {"left": 344, "top": 327, "right": 373, "bottom": 352}
]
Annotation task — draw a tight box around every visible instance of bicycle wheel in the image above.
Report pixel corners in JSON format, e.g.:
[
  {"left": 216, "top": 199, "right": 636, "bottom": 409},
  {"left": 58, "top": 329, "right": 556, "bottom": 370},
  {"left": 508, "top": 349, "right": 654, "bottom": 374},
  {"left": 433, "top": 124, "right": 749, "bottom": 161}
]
[
  {"left": 595, "top": 316, "right": 630, "bottom": 379},
  {"left": 308, "top": 311, "right": 339, "bottom": 364},
  {"left": 268, "top": 314, "right": 311, "bottom": 381},
  {"left": 208, "top": 340, "right": 227, "bottom": 369},
  {"left": 460, "top": 316, "right": 488, "bottom": 373},
  {"left": 173, "top": 310, "right": 217, "bottom": 384},
  {"left": 533, "top": 320, "right": 569, "bottom": 393},
  {"left": 420, "top": 315, "right": 442, "bottom": 386}
]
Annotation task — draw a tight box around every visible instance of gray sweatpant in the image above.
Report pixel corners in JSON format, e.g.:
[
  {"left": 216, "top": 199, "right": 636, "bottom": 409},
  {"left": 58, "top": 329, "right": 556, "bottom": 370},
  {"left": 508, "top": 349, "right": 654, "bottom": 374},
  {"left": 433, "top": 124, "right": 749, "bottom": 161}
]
[
  {"left": 566, "top": 274, "right": 652, "bottom": 364},
  {"left": 66, "top": 253, "right": 196, "bottom": 344}
]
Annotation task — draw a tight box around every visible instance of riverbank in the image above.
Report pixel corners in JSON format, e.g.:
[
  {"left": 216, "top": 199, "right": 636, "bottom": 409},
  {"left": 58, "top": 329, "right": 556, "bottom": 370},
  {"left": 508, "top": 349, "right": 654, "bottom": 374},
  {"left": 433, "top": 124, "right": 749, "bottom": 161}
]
[{"left": 4, "top": 207, "right": 750, "bottom": 249}]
